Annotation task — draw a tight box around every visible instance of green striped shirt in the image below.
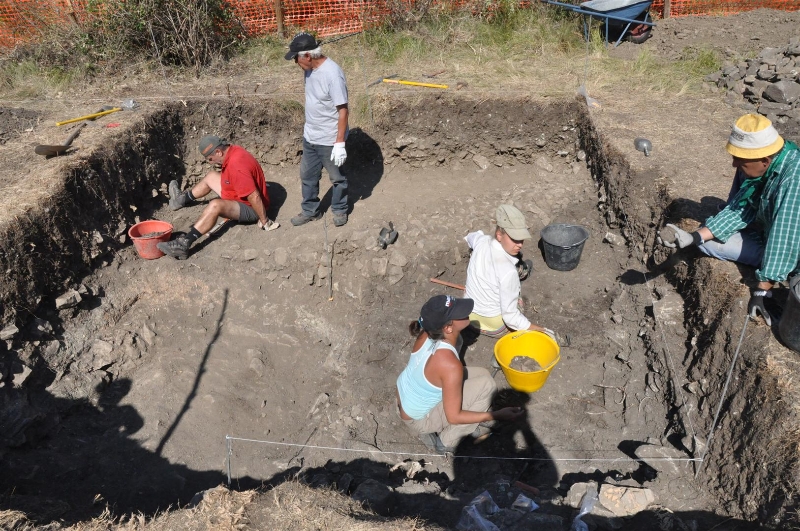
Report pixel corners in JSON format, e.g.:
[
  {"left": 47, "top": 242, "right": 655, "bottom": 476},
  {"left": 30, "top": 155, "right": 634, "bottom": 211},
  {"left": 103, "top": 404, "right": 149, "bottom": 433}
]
[{"left": 705, "top": 141, "right": 800, "bottom": 283}]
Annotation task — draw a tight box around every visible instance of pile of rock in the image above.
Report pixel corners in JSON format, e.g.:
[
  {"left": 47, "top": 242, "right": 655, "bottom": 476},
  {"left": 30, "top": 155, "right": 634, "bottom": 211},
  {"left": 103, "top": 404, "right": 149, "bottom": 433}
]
[{"left": 707, "top": 37, "right": 800, "bottom": 124}]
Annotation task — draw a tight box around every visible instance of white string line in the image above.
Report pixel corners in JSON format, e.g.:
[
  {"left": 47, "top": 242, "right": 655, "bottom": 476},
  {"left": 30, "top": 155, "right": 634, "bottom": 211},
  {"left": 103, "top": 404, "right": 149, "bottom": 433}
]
[
  {"left": 225, "top": 436, "right": 702, "bottom": 463},
  {"left": 640, "top": 267, "right": 699, "bottom": 443},
  {"left": 695, "top": 311, "right": 749, "bottom": 479}
]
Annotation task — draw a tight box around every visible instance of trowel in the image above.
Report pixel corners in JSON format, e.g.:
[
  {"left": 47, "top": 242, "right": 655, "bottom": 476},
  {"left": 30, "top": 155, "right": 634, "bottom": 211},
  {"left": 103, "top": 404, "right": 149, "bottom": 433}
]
[{"left": 34, "top": 123, "right": 86, "bottom": 157}]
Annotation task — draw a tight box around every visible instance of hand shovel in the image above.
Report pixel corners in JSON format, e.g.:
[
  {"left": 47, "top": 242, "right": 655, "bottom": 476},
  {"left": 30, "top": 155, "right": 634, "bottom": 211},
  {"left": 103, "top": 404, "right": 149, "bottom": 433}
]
[{"left": 34, "top": 123, "right": 86, "bottom": 157}]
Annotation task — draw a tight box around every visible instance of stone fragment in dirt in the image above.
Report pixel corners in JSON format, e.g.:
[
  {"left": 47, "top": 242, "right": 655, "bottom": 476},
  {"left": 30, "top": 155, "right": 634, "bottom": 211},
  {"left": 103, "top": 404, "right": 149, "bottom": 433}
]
[
  {"left": 90, "top": 340, "right": 115, "bottom": 370},
  {"left": 652, "top": 291, "right": 684, "bottom": 327},
  {"left": 603, "top": 232, "right": 625, "bottom": 247},
  {"left": 598, "top": 484, "right": 655, "bottom": 517},
  {"left": 307, "top": 392, "right": 330, "bottom": 418},
  {"left": 12, "top": 361, "right": 32, "bottom": 387},
  {"left": 388, "top": 265, "right": 404, "bottom": 286},
  {"left": 352, "top": 479, "right": 394, "bottom": 515},
  {"left": 28, "top": 318, "right": 52, "bottom": 339},
  {"left": 243, "top": 249, "right": 258, "bottom": 261},
  {"left": 372, "top": 257, "right": 389, "bottom": 276},
  {"left": 273, "top": 247, "right": 289, "bottom": 266},
  {"left": 566, "top": 481, "right": 598, "bottom": 508},
  {"left": 534, "top": 156, "right": 553, "bottom": 173},
  {"left": 56, "top": 289, "right": 82, "bottom": 310},
  {"left": 389, "top": 250, "right": 408, "bottom": 267},
  {"left": 658, "top": 225, "right": 678, "bottom": 246},
  {"left": 0, "top": 324, "right": 19, "bottom": 340},
  {"left": 634, "top": 444, "right": 688, "bottom": 475},
  {"left": 472, "top": 154, "right": 490, "bottom": 170},
  {"left": 141, "top": 323, "right": 156, "bottom": 346},
  {"left": 337, "top": 473, "right": 354, "bottom": 494},
  {"left": 509, "top": 355, "right": 543, "bottom": 372},
  {"left": 266, "top": 271, "right": 278, "bottom": 281},
  {"left": 249, "top": 357, "right": 266, "bottom": 377}
]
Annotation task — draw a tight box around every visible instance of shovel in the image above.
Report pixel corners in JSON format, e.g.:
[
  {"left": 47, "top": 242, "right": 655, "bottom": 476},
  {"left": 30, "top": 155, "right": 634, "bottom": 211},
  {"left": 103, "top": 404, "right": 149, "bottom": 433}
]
[{"left": 34, "top": 123, "right": 87, "bottom": 157}]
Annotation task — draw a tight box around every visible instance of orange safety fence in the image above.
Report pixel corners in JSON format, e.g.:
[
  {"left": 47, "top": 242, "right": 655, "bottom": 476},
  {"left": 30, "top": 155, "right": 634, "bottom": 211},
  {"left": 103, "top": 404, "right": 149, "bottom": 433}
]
[{"left": 1, "top": 0, "right": 799, "bottom": 50}]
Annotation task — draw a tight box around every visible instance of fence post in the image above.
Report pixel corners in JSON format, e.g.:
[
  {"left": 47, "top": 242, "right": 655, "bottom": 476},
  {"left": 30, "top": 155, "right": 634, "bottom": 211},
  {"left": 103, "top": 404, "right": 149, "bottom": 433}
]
[
  {"left": 663, "top": 0, "right": 670, "bottom": 18},
  {"left": 275, "top": 0, "right": 285, "bottom": 37}
]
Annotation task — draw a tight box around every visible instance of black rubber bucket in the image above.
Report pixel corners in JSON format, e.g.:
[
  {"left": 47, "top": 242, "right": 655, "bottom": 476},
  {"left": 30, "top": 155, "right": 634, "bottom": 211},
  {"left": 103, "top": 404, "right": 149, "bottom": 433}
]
[
  {"left": 540, "top": 224, "right": 590, "bottom": 272},
  {"left": 779, "top": 275, "right": 800, "bottom": 353}
]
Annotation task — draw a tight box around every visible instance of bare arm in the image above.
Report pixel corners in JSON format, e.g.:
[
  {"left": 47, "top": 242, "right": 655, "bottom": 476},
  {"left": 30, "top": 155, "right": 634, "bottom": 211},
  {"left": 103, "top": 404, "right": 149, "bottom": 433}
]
[
  {"left": 246, "top": 189, "right": 269, "bottom": 225},
  {"left": 335, "top": 104, "right": 348, "bottom": 144}
]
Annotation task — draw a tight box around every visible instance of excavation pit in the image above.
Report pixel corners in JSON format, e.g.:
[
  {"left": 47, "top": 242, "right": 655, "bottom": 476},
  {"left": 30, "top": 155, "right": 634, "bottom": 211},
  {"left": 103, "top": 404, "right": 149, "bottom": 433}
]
[{"left": 0, "top": 97, "right": 797, "bottom": 530}]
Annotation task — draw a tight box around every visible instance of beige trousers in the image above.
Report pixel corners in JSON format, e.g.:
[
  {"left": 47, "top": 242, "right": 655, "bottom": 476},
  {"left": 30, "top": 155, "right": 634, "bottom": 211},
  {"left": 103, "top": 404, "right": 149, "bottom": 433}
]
[{"left": 402, "top": 367, "right": 496, "bottom": 448}]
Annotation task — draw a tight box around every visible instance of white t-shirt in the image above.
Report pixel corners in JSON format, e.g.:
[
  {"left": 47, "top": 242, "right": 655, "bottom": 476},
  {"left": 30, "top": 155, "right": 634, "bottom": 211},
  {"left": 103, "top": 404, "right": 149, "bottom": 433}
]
[
  {"left": 464, "top": 231, "right": 531, "bottom": 331},
  {"left": 303, "top": 58, "right": 349, "bottom": 146}
]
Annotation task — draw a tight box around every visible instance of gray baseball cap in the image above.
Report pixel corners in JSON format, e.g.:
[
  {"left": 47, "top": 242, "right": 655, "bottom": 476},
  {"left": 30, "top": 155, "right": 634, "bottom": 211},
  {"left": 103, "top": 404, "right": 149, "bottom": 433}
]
[
  {"left": 496, "top": 204, "right": 532, "bottom": 240},
  {"left": 199, "top": 135, "right": 226, "bottom": 157}
]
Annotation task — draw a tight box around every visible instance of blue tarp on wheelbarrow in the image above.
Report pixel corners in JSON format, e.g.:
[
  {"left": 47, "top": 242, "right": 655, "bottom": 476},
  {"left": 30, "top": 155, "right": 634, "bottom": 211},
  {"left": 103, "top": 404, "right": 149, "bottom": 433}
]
[{"left": 541, "top": 0, "right": 655, "bottom": 47}]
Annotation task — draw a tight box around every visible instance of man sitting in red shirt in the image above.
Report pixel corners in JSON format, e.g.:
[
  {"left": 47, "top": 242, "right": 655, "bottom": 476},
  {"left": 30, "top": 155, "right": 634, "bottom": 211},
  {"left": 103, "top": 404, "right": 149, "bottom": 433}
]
[{"left": 158, "top": 135, "right": 279, "bottom": 260}]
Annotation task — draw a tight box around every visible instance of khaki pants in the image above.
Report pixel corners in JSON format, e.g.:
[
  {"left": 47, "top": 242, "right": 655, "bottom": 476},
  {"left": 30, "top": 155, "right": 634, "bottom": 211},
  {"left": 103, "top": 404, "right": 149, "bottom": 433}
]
[{"left": 402, "top": 367, "right": 496, "bottom": 449}]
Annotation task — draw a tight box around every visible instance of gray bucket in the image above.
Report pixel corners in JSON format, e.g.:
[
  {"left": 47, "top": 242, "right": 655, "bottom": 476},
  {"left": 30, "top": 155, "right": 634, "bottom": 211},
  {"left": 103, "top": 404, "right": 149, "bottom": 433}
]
[
  {"left": 779, "top": 275, "right": 800, "bottom": 353},
  {"left": 540, "top": 224, "right": 590, "bottom": 271}
]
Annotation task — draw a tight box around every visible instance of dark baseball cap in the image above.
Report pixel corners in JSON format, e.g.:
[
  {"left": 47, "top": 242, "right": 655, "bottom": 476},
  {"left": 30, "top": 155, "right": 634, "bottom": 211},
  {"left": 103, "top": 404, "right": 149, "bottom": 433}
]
[
  {"left": 199, "top": 135, "right": 226, "bottom": 157},
  {"left": 284, "top": 32, "right": 320, "bottom": 60},
  {"left": 419, "top": 295, "right": 474, "bottom": 332}
]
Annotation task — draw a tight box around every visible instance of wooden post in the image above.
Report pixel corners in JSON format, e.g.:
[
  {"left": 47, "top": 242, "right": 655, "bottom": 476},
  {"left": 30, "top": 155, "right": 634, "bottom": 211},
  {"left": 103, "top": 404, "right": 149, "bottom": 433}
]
[
  {"left": 663, "top": 0, "right": 671, "bottom": 18},
  {"left": 275, "top": 0, "right": 285, "bottom": 37}
]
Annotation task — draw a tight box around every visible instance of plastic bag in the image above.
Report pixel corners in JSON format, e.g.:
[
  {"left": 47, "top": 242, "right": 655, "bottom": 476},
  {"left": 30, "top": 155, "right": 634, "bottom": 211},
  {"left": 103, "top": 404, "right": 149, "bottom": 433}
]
[
  {"left": 511, "top": 492, "right": 539, "bottom": 513},
  {"left": 570, "top": 483, "right": 599, "bottom": 531},
  {"left": 455, "top": 491, "right": 501, "bottom": 531}
]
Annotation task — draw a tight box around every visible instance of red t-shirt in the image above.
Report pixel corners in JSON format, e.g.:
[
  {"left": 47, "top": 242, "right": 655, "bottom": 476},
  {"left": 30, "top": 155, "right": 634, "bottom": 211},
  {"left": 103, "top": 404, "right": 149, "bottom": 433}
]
[{"left": 220, "top": 145, "right": 269, "bottom": 209}]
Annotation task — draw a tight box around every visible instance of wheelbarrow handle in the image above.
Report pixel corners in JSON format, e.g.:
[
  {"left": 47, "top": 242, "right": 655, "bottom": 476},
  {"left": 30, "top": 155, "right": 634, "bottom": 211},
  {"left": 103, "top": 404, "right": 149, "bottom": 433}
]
[{"left": 383, "top": 79, "right": 448, "bottom": 89}]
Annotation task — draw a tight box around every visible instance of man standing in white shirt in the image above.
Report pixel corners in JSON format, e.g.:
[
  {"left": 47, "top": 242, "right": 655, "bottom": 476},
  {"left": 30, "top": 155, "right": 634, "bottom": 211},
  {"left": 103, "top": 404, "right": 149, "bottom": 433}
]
[
  {"left": 285, "top": 32, "right": 350, "bottom": 227},
  {"left": 464, "top": 204, "right": 552, "bottom": 339}
]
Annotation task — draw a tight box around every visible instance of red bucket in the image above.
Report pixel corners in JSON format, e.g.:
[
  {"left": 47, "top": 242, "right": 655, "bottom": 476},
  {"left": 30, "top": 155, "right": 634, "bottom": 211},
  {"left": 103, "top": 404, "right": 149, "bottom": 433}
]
[{"left": 128, "top": 220, "right": 173, "bottom": 259}]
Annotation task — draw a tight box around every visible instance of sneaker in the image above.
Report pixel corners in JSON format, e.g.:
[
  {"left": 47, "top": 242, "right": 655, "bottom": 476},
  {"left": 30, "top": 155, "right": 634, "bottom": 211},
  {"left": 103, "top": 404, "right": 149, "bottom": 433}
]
[
  {"left": 157, "top": 234, "right": 191, "bottom": 260},
  {"left": 332, "top": 212, "right": 348, "bottom": 227},
  {"left": 418, "top": 433, "right": 453, "bottom": 455},
  {"left": 290, "top": 211, "right": 323, "bottom": 226},
  {"left": 168, "top": 180, "right": 189, "bottom": 211}
]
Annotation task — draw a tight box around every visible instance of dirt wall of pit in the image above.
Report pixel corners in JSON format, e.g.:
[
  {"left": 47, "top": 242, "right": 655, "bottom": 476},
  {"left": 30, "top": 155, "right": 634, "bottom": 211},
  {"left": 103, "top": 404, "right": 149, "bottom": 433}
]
[{"left": 577, "top": 112, "right": 800, "bottom": 524}]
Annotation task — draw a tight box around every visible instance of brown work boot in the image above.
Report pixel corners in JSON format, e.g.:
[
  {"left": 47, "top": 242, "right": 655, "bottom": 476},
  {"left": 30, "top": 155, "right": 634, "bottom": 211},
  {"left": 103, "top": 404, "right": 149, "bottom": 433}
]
[{"left": 168, "top": 180, "right": 191, "bottom": 211}]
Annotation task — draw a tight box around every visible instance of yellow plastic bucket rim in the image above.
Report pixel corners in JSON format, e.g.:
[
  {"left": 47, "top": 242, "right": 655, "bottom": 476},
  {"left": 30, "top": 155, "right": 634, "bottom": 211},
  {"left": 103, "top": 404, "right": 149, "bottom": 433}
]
[{"left": 494, "top": 330, "right": 561, "bottom": 373}]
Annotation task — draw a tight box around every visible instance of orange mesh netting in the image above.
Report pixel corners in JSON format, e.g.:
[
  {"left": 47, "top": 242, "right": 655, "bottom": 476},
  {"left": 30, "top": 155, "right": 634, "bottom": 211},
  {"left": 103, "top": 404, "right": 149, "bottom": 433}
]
[{"left": 1, "top": 0, "right": 798, "bottom": 50}]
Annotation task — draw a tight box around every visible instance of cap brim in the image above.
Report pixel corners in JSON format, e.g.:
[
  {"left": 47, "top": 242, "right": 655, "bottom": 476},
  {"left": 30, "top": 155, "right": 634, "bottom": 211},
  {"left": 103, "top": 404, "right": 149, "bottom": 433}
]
[
  {"left": 726, "top": 137, "right": 784, "bottom": 159},
  {"left": 450, "top": 298, "right": 475, "bottom": 320},
  {"left": 505, "top": 227, "right": 532, "bottom": 240},
  {"left": 284, "top": 50, "right": 298, "bottom": 60}
]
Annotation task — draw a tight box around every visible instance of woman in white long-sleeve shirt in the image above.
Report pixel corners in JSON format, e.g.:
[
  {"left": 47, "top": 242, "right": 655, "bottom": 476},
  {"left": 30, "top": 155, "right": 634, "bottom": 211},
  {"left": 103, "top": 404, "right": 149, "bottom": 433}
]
[{"left": 464, "top": 204, "right": 549, "bottom": 338}]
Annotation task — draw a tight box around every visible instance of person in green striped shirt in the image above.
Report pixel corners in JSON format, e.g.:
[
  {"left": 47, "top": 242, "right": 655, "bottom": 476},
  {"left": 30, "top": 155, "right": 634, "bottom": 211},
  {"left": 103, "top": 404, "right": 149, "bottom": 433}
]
[{"left": 660, "top": 114, "right": 800, "bottom": 326}]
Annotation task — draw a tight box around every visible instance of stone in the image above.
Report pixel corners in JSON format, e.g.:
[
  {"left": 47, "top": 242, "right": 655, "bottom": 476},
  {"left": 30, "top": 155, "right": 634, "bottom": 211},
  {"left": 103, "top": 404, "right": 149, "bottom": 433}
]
[
  {"left": 762, "top": 80, "right": 800, "bottom": 104},
  {"left": 566, "top": 481, "right": 598, "bottom": 508},
  {"left": 249, "top": 357, "right": 266, "bottom": 377},
  {"left": 141, "top": 323, "right": 156, "bottom": 346},
  {"left": 652, "top": 291, "right": 684, "bottom": 327},
  {"left": 0, "top": 324, "right": 19, "bottom": 341},
  {"left": 372, "top": 257, "right": 389, "bottom": 276},
  {"left": 11, "top": 362, "right": 32, "bottom": 387},
  {"left": 598, "top": 484, "right": 654, "bottom": 517},
  {"left": 90, "top": 339, "right": 115, "bottom": 370},
  {"left": 634, "top": 444, "right": 687, "bottom": 475},
  {"left": 55, "top": 289, "right": 82, "bottom": 310},
  {"left": 28, "top": 318, "right": 52, "bottom": 339},
  {"left": 534, "top": 156, "right": 553, "bottom": 173},
  {"left": 472, "top": 154, "right": 490, "bottom": 170},
  {"left": 352, "top": 479, "right": 394, "bottom": 515},
  {"left": 243, "top": 249, "right": 258, "bottom": 261},
  {"left": 273, "top": 248, "right": 289, "bottom": 266},
  {"left": 388, "top": 251, "right": 408, "bottom": 267},
  {"left": 603, "top": 232, "right": 625, "bottom": 246}
]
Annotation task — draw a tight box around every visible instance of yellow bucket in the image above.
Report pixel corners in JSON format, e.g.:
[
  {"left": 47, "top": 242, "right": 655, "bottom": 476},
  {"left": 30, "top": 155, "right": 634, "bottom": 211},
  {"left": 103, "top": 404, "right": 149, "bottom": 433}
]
[{"left": 494, "top": 331, "right": 561, "bottom": 393}]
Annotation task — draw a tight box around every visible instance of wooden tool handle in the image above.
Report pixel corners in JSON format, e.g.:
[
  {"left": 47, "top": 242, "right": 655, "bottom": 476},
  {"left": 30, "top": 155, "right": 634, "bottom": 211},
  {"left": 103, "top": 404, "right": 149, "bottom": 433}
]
[
  {"left": 429, "top": 278, "right": 466, "bottom": 290},
  {"left": 63, "top": 123, "right": 87, "bottom": 147},
  {"left": 383, "top": 79, "right": 448, "bottom": 89},
  {"left": 56, "top": 107, "right": 122, "bottom": 126}
]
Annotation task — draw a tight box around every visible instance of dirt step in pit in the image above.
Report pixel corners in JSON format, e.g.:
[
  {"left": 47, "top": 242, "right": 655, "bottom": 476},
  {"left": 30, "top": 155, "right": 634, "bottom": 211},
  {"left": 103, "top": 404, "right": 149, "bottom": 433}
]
[{"left": 0, "top": 96, "right": 785, "bottom": 530}]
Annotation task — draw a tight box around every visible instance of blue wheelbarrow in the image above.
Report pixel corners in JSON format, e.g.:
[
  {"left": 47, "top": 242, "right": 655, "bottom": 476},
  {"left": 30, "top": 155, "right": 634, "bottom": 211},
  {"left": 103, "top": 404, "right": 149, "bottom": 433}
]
[{"left": 541, "top": 0, "right": 655, "bottom": 47}]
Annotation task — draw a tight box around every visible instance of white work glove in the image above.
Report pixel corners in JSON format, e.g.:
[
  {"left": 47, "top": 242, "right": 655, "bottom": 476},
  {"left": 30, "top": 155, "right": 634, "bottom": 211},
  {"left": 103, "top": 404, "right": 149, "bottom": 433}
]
[
  {"left": 331, "top": 142, "right": 347, "bottom": 167},
  {"left": 659, "top": 223, "right": 697, "bottom": 249},
  {"left": 258, "top": 219, "right": 280, "bottom": 231},
  {"left": 748, "top": 289, "right": 775, "bottom": 326}
]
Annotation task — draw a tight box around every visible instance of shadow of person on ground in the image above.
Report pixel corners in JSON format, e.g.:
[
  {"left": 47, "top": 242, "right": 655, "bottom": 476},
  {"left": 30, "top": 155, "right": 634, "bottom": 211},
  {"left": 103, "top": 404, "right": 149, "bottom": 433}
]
[
  {"left": 0, "top": 290, "right": 253, "bottom": 525},
  {"left": 318, "top": 128, "right": 384, "bottom": 216}
]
